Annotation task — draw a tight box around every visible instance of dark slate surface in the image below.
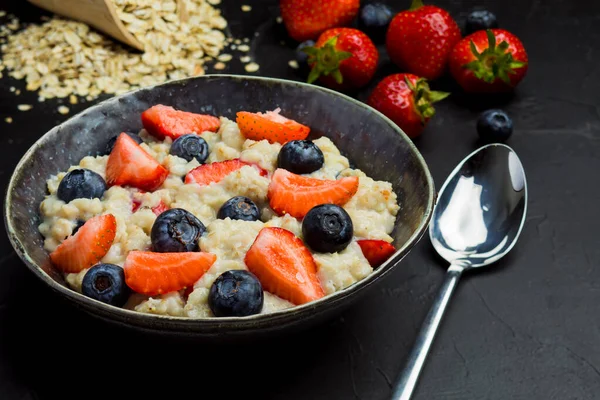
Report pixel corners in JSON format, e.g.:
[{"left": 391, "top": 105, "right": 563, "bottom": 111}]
[{"left": 0, "top": 0, "right": 599, "bottom": 399}]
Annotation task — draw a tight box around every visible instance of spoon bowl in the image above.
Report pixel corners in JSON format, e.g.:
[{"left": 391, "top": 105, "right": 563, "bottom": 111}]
[
  {"left": 392, "top": 144, "right": 527, "bottom": 400},
  {"left": 430, "top": 143, "right": 527, "bottom": 268}
]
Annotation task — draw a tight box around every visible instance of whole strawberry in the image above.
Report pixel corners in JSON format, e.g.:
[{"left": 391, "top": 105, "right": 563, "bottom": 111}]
[
  {"left": 280, "top": 0, "right": 359, "bottom": 42},
  {"left": 305, "top": 28, "right": 379, "bottom": 91},
  {"left": 386, "top": 0, "right": 461, "bottom": 80},
  {"left": 449, "top": 29, "right": 528, "bottom": 93},
  {"left": 368, "top": 73, "right": 449, "bottom": 138}
]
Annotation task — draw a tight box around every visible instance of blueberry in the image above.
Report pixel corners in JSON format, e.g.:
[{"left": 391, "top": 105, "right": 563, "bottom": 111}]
[
  {"left": 72, "top": 219, "right": 86, "bottom": 235},
  {"left": 217, "top": 196, "right": 260, "bottom": 222},
  {"left": 295, "top": 40, "right": 315, "bottom": 66},
  {"left": 151, "top": 208, "right": 206, "bottom": 252},
  {"left": 465, "top": 10, "right": 498, "bottom": 35},
  {"left": 105, "top": 132, "right": 143, "bottom": 155},
  {"left": 57, "top": 169, "right": 107, "bottom": 203},
  {"left": 208, "top": 270, "right": 264, "bottom": 317},
  {"left": 277, "top": 140, "right": 324, "bottom": 174},
  {"left": 358, "top": 3, "right": 394, "bottom": 43},
  {"left": 170, "top": 134, "right": 209, "bottom": 163},
  {"left": 82, "top": 264, "right": 130, "bottom": 307},
  {"left": 477, "top": 109, "right": 513, "bottom": 142},
  {"left": 302, "top": 204, "right": 353, "bottom": 253}
]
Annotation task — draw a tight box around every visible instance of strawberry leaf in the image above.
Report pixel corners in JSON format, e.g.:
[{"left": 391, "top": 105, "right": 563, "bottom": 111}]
[
  {"left": 465, "top": 30, "right": 528, "bottom": 86},
  {"left": 470, "top": 40, "right": 480, "bottom": 58},
  {"left": 486, "top": 29, "right": 496, "bottom": 51},
  {"left": 331, "top": 70, "right": 344, "bottom": 84},
  {"left": 407, "top": 77, "right": 449, "bottom": 123},
  {"left": 409, "top": 0, "right": 424, "bottom": 10},
  {"left": 304, "top": 35, "right": 351, "bottom": 86},
  {"left": 307, "top": 68, "right": 321, "bottom": 84}
]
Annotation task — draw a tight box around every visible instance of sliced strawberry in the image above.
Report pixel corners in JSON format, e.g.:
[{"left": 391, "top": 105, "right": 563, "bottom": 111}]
[
  {"left": 268, "top": 169, "right": 359, "bottom": 219},
  {"left": 236, "top": 109, "right": 310, "bottom": 144},
  {"left": 141, "top": 104, "right": 220, "bottom": 140},
  {"left": 244, "top": 227, "right": 324, "bottom": 305},
  {"left": 182, "top": 285, "right": 194, "bottom": 301},
  {"left": 184, "top": 158, "right": 268, "bottom": 186},
  {"left": 132, "top": 199, "right": 169, "bottom": 216},
  {"left": 357, "top": 240, "right": 396, "bottom": 268},
  {"left": 106, "top": 133, "right": 168, "bottom": 191},
  {"left": 49, "top": 214, "right": 117, "bottom": 273},
  {"left": 123, "top": 251, "right": 217, "bottom": 296},
  {"left": 132, "top": 198, "right": 142, "bottom": 213},
  {"left": 151, "top": 201, "right": 169, "bottom": 216}
]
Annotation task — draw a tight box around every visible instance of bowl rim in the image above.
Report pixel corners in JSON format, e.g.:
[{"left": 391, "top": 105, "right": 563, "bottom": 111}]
[{"left": 4, "top": 74, "right": 435, "bottom": 329}]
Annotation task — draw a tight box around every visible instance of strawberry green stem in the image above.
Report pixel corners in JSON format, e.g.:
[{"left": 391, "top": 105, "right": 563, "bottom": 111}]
[
  {"left": 405, "top": 77, "right": 450, "bottom": 122},
  {"left": 409, "top": 0, "right": 424, "bottom": 10},
  {"left": 464, "top": 29, "right": 527, "bottom": 84},
  {"left": 304, "top": 36, "right": 352, "bottom": 85}
]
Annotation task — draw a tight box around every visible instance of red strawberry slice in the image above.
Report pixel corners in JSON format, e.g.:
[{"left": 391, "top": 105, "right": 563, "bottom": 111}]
[
  {"left": 182, "top": 285, "right": 194, "bottom": 300},
  {"left": 141, "top": 105, "right": 220, "bottom": 140},
  {"left": 151, "top": 201, "right": 169, "bottom": 216},
  {"left": 268, "top": 169, "right": 359, "bottom": 219},
  {"left": 132, "top": 199, "right": 169, "bottom": 216},
  {"left": 357, "top": 240, "right": 396, "bottom": 268},
  {"left": 236, "top": 109, "right": 310, "bottom": 144},
  {"left": 244, "top": 227, "right": 325, "bottom": 305},
  {"left": 106, "top": 133, "right": 169, "bottom": 191},
  {"left": 49, "top": 214, "right": 117, "bottom": 273},
  {"left": 184, "top": 158, "right": 268, "bottom": 186},
  {"left": 132, "top": 199, "right": 142, "bottom": 213},
  {"left": 123, "top": 251, "right": 217, "bottom": 296}
]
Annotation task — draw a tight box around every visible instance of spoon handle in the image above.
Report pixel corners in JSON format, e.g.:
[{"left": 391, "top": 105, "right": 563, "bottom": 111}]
[{"left": 391, "top": 263, "right": 465, "bottom": 400}]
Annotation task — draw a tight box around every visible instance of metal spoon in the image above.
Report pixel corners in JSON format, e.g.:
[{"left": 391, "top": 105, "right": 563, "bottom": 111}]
[{"left": 391, "top": 143, "right": 528, "bottom": 400}]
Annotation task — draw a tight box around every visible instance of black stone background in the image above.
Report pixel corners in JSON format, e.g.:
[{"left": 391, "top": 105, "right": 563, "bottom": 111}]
[{"left": 0, "top": 0, "right": 599, "bottom": 399}]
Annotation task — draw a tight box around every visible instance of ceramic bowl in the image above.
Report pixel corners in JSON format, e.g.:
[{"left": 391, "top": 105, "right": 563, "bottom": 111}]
[{"left": 4, "top": 75, "right": 434, "bottom": 339}]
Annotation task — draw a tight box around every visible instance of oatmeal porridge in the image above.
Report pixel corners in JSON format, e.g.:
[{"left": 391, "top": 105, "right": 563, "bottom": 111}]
[{"left": 39, "top": 105, "right": 400, "bottom": 318}]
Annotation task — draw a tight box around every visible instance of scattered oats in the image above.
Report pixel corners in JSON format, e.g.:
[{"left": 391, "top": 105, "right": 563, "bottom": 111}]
[
  {"left": 217, "top": 53, "right": 232, "bottom": 62},
  {"left": 243, "top": 38, "right": 250, "bottom": 43},
  {"left": 15, "top": 89, "right": 20, "bottom": 95},
  {"left": 58, "top": 105, "right": 70, "bottom": 115},
  {"left": 5, "top": 117, "right": 12, "bottom": 123},
  {"left": 241, "top": 5, "right": 252, "bottom": 12},
  {"left": 17, "top": 104, "right": 32, "bottom": 111},
  {"left": 244, "top": 62, "right": 259, "bottom": 73},
  {"left": 69, "top": 95, "right": 78, "bottom": 104},
  {"left": 234, "top": 39, "right": 242, "bottom": 45},
  {"left": 230, "top": 44, "right": 237, "bottom": 50},
  {"left": 213, "top": 62, "right": 226, "bottom": 70},
  {"left": 0, "top": 11, "right": 5, "bottom": 18},
  {"left": 240, "top": 55, "right": 251, "bottom": 63},
  {"left": 9, "top": 86, "right": 14, "bottom": 92},
  {"left": 288, "top": 60, "right": 299, "bottom": 69},
  {"left": 238, "top": 44, "right": 250, "bottom": 52},
  {"left": 276, "top": 16, "right": 283, "bottom": 24},
  {"left": 0, "top": 1, "right": 232, "bottom": 101},
  {"left": 38, "top": 96, "right": 45, "bottom": 102}
]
